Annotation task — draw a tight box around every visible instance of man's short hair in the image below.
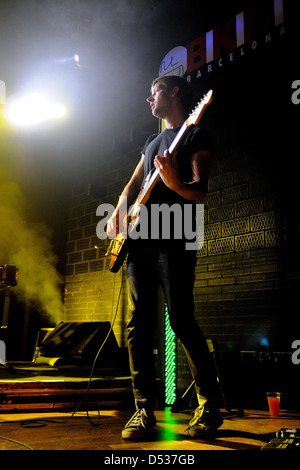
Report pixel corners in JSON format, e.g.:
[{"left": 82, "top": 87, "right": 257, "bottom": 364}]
[{"left": 151, "top": 75, "right": 193, "bottom": 113}]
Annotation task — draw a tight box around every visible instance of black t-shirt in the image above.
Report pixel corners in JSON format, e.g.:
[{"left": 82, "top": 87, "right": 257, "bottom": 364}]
[
  {"left": 131, "top": 125, "right": 213, "bottom": 250},
  {"left": 142, "top": 125, "right": 213, "bottom": 205}
]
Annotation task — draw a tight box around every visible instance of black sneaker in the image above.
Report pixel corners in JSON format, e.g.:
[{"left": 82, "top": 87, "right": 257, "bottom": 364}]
[
  {"left": 185, "top": 405, "right": 223, "bottom": 439},
  {"left": 122, "top": 408, "right": 157, "bottom": 440}
]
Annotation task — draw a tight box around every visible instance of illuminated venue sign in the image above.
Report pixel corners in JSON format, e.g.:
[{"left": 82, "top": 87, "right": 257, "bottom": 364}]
[
  {"left": 159, "top": 46, "right": 187, "bottom": 77},
  {"left": 159, "top": 0, "right": 285, "bottom": 80}
]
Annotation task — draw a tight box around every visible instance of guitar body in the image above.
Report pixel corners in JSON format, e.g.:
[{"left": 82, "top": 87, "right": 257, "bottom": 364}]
[
  {"left": 107, "top": 234, "right": 129, "bottom": 273},
  {"left": 105, "top": 90, "right": 213, "bottom": 273},
  {"left": 107, "top": 202, "right": 141, "bottom": 273}
]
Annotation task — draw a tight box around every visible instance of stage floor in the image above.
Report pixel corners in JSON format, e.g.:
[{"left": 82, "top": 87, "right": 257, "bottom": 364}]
[
  {"left": 1, "top": 363, "right": 299, "bottom": 452},
  {"left": 0, "top": 408, "right": 299, "bottom": 451}
]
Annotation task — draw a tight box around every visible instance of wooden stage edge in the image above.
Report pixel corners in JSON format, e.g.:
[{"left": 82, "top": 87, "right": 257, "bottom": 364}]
[{"left": 0, "top": 362, "right": 299, "bottom": 451}]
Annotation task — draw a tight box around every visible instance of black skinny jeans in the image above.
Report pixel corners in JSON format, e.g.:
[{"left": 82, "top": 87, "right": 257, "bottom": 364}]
[{"left": 126, "top": 243, "right": 219, "bottom": 411}]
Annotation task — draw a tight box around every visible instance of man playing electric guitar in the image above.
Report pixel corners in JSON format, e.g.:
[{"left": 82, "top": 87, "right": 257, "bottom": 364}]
[{"left": 106, "top": 75, "right": 223, "bottom": 440}]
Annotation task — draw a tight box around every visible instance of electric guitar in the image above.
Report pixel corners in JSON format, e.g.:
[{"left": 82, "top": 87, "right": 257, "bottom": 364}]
[{"left": 106, "top": 89, "right": 213, "bottom": 273}]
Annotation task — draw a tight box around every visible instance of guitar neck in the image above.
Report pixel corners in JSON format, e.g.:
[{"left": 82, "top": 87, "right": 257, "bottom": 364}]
[
  {"left": 169, "top": 122, "right": 188, "bottom": 154},
  {"left": 137, "top": 122, "right": 190, "bottom": 206},
  {"left": 137, "top": 169, "right": 160, "bottom": 206}
]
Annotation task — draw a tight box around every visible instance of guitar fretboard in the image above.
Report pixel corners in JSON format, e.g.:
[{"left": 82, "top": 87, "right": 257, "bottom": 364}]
[{"left": 137, "top": 122, "right": 189, "bottom": 206}]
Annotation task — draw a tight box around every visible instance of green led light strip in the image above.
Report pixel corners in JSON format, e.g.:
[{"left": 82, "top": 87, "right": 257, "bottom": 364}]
[{"left": 164, "top": 301, "right": 176, "bottom": 405}]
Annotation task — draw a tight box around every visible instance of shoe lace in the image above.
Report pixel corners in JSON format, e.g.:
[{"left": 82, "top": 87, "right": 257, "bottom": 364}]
[
  {"left": 187, "top": 405, "right": 205, "bottom": 428},
  {"left": 186, "top": 405, "right": 222, "bottom": 433},
  {"left": 126, "top": 409, "right": 148, "bottom": 429}
]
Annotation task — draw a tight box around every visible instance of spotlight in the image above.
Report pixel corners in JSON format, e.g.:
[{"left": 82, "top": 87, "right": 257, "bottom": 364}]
[
  {"left": 4, "top": 93, "right": 66, "bottom": 127},
  {"left": 74, "top": 54, "right": 80, "bottom": 63}
]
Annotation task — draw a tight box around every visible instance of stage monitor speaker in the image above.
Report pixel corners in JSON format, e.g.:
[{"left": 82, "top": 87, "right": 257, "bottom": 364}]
[{"left": 35, "top": 321, "right": 119, "bottom": 367}]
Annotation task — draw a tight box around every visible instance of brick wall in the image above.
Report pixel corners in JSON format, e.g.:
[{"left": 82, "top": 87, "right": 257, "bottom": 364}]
[{"left": 62, "top": 143, "right": 141, "bottom": 347}]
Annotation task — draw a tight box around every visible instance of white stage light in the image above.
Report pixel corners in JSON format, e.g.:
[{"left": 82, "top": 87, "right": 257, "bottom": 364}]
[{"left": 4, "top": 93, "right": 66, "bottom": 127}]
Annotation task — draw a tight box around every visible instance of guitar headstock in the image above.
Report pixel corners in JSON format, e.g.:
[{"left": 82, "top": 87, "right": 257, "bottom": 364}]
[{"left": 186, "top": 89, "right": 213, "bottom": 126}]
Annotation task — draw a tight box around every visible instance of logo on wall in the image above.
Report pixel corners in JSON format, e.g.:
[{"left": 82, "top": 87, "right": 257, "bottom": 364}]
[
  {"left": 158, "top": 0, "right": 285, "bottom": 80},
  {"left": 159, "top": 46, "right": 187, "bottom": 77}
]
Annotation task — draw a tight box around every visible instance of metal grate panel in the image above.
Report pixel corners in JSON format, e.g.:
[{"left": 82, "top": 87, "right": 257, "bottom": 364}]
[
  {"left": 221, "top": 184, "right": 248, "bottom": 204},
  {"left": 69, "top": 252, "right": 82, "bottom": 264},
  {"left": 235, "top": 197, "right": 263, "bottom": 217},
  {"left": 208, "top": 236, "right": 234, "bottom": 255},
  {"left": 208, "top": 204, "right": 234, "bottom": 223},
  {"left": 265, "top": 229, "right": 281, "bottom": 247},
  {"left": 235, "top": 231, "right": 264, "bottom": 251},
  {"left": 205, "top": 222, "right": 222, "bottom": 240},
  {"left": 83, "top": 249, "right": 97, "bottom": 261},
  {"left": 77, "top": 239, "right": 90, "bottom": 250},
  {"left": 250, "top": 211, "right": 280, "bottom": 232},
  {"left": 75, "top": 263, "right": 89, "bottom": 274},
  {"left": 65, "top": 265, "right": 74, "bottom": 276},
  {"left": 208, "top": 172, "right": 234, "bottom": 192},
  {"left": 204, "top": 191, "right": 221, "bottom": 209},
  {"left": 222, "top": 217, "right": 249, "bottom": 237},
  {"left": 70, "top": 228, "right": 83, "bottom": 240},
  {"left": 197, "top": 241, "right": 208, "bottom": 257},
  {"left": 89, "top": 260, "right": 103, "bottom": 272}
]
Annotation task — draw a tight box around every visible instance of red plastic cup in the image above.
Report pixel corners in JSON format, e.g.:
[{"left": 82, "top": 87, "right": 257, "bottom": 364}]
[{"left": 267, "top": 392, "right": 281, "bottom": 416}]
